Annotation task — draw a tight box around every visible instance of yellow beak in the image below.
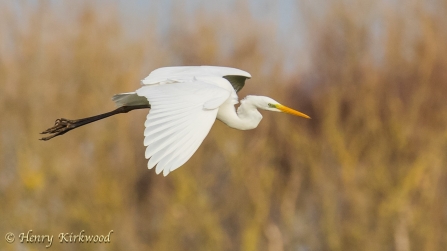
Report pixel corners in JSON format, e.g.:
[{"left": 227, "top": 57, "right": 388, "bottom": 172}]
[{"left": 276, "top": 104, "right": 311, "bottom": 119}]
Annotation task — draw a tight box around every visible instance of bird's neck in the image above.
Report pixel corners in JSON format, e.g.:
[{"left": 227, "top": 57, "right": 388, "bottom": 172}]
[{"left": 218, "top": 96, "right": 263, "bottom": 130}]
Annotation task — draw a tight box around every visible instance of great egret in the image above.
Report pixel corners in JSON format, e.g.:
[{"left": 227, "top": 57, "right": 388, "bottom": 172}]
[{"left": 41, "top": 66, "right": 310, "bottom": 176}]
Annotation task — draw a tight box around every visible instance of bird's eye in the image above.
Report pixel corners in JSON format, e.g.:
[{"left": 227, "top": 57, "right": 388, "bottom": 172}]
[{"left": 268, "top": 103, "right": 276, "bottom": 108}]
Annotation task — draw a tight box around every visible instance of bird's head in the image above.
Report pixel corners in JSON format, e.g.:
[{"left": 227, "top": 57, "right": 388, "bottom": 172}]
[{"left": 248, "top": 96, "right": 311, "bottom": 119}]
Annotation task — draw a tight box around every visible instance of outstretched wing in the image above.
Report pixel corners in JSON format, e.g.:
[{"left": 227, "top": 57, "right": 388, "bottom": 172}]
[{"left": 136, "top": 80, "right": 231, "bottom": 176}]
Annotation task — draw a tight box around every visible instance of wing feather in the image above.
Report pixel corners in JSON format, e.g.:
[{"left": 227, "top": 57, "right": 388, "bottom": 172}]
[
  {"left": 144, "top": 111, "right": 193, "bottom": 127},
  {"left": 156, "top": 109, "right": 217, "bottom": 176},
  {"left": 144, "top": 115, "right": 191, "bottom": 137},
  {"left": 136, "top": 80, "right": 230, "bottom": 176},
  {"left": 167, "top": 111, "right": 216, "bottom": 172}
]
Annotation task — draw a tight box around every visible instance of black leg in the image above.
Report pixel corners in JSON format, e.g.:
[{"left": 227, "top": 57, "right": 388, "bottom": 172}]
[{"left": 40, "top": 105, "right": 150, "bottom": 141}]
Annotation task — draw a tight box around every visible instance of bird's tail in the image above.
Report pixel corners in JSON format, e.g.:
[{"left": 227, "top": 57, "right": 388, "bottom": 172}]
[{"left": 112, "top": 92, "right": 149, "bottom": 107}]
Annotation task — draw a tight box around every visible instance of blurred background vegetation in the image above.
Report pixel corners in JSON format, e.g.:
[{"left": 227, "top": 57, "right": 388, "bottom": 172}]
[{"left": 1, "top": 0, "right": 447, "bottom": 250}]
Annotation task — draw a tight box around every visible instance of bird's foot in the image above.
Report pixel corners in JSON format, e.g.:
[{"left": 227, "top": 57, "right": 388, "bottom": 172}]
[{"left": 40, "top": 118, "right": 79, "bottom": 141}]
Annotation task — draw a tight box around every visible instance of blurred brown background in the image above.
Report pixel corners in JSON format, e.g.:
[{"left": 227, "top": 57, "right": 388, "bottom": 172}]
[{"left": 1, "top": 0, "right": 447, "bottom": 250}]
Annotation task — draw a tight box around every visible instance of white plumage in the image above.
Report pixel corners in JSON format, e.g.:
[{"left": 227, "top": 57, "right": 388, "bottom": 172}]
[{"left": 137, "top": 80, "right": 229, "bottom": 176}]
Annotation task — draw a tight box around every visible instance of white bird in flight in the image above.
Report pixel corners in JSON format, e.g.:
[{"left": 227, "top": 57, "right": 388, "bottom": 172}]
[{"left": 41, "top": 66, "right": 310, "bottom": 176}]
